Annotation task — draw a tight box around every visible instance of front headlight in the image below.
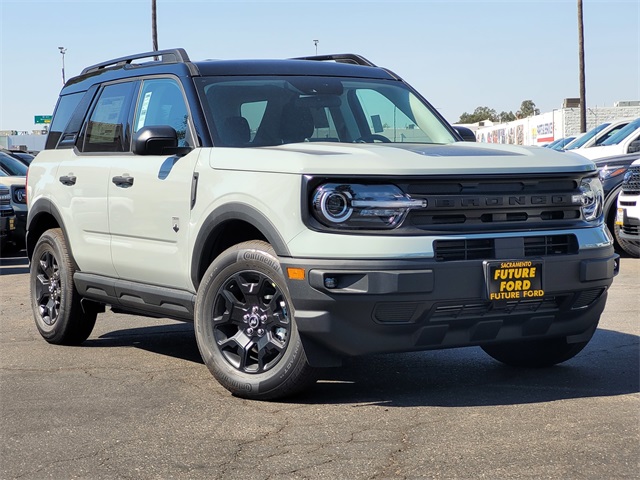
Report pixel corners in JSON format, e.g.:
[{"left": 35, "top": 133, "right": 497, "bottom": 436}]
[
  {"left": 598, "top": 165, "right": 627, "bottom": 181},
  {"left": 312, "top": 183, "right": 426, "bottom": 229},
  {"left": 572, "top": 177, "right": 603, "bottom": 222}
]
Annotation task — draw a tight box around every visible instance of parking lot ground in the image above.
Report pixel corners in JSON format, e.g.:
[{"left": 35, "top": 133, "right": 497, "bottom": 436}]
[{"left": 1, "top": 252, "right": 638, "bottom": 479}]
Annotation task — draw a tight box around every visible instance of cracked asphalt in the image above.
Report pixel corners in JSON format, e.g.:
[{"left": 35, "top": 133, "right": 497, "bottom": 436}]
[{"left": 1, "top": 251, "right": 638, "bottom": 479}]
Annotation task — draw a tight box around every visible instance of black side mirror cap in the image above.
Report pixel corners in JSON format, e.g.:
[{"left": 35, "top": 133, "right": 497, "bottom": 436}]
[
  {"left": 133, "top": 125, "right": 191, "bottom": 155},
  {"left": 452, "top": 125, "right": 477, "bottom": 142}
]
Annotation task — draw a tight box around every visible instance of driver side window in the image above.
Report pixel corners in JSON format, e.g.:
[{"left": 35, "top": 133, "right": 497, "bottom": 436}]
[{"left": 134, "top": 78, "right": 191, "bottom": 147}]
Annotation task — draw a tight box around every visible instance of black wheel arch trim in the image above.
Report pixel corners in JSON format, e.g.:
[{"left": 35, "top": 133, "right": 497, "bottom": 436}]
[
  {"left": 26, "top": 198, "right": 74, "bottom": 263},
  {"left": 190, "top": 203, "right": 291, "bottom": 290}
]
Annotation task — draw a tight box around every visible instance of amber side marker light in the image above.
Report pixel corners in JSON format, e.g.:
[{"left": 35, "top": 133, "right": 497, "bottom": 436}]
[{"left": 287, "top": 267, "right": 306, "bottom": 280}]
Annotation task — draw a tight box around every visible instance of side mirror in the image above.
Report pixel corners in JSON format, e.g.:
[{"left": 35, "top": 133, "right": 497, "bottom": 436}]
[
  {"left": 627, "top": 139, "right": 640, "bottom": 154},
  {"left": 453, "top": 125, "right": 477, "bottom": 142},
  {"left": 133, "top": 125, "right": 179, "bottom": 155}
]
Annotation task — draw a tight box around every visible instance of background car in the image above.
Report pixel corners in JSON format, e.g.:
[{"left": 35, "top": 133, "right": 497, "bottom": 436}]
[
  {"left": 0, "top": 183, "right": 16, "bottom": 252},
  {"left": 550, "top": 136, "right": 576, "bottom": 151},
  {"left": 564, "top": 118, "right": 635, "bottom": 151},
  {"left": 1, "top": 148, "right": 35, "bottom": 166},
  {"left": 595, "top": 153, "right": 640, "bottom": 253},
  {"left": 577, "top": 117, "right": 640, "bottom": 160},
  {"left": 0, "top": 152, "right": 27, "bottom": 248}
]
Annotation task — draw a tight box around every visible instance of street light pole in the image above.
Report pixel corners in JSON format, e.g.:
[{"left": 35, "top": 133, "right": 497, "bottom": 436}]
[
  {"left": 58, "top": 46, "right": 67, "bottom": 85},
  {"left": 313, "top": 39, "right": 319, "bottom": 55}
]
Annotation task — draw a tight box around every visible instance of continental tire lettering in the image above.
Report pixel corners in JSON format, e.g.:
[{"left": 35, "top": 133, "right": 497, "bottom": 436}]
[
  {"left": 278, "top": 340, "right": 300, "bottom": 380},
  {"left": 219, "top": 373, "right": 253, "bottom": 392},
  {"left": 242, "top": 250, "right": 280, "bottom": 271}
]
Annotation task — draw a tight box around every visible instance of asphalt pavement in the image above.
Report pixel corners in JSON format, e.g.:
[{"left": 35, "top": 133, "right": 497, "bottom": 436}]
[{"left": 1, "top": 250, "right": 638, "bottom": 479}]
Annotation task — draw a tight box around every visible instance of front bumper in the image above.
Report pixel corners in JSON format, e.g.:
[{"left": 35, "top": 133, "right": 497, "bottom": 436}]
[{"left": 282, "top": 245, "right": 618, "bottom": 365}]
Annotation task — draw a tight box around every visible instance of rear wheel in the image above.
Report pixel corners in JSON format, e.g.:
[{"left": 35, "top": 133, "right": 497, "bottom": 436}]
[
  {"left": 195, "top": 240, "right": 316, "bottom": 400},
  {"left": 481, "top": 336, "right": 593, "bottom": 368},
  {"left": 30, "top": 229, "right": 96, "bottom": 345}
]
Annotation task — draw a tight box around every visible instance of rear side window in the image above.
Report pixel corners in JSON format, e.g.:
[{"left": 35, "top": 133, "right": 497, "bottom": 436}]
[
  {"left": 79, "top": 82, "right": 136, "bottom": 153},
  {"left": 45, "top": 92, "right": 83, "bottom": 150}
]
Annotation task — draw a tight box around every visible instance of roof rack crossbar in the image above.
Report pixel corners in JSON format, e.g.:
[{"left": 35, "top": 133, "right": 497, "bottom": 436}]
[
  {"left": 291, "top": 53, "right": 377, "bottom": 67},
  {"left": 81, "top": 48, "right": 191, "bottom": 75}
]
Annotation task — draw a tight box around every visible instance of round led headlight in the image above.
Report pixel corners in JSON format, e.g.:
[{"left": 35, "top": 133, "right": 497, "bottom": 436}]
[{"left": 314, "top": 186, "right": 353, "bottom": 223}]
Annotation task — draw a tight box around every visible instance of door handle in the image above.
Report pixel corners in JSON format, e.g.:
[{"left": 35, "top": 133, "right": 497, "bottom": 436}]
[
  {"left": 112, "top": 175, "right": 134, "bottom": 187},
  {"left": 59, "top": 175, "right": 77, "bottom": 186}
]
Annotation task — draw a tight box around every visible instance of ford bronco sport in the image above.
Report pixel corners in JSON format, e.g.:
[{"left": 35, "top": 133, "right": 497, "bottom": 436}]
[{"left": 27, "top": 49, "right": 619, "bottom": 399}]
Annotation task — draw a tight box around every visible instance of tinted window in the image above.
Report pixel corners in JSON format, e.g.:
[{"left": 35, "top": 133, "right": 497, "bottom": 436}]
[
  {"left": 197, "top": 76, "right": 455, "bottom": 147},
  {"left": 601, "top": 118, "right": 640, "bottom": 146},
  {"left": 80, "top": 82, "right": 136, "bottom": 153},
  {"left": 45, "top": 92, "right": 83, "bottom": 150},
  {"left": 0, "top": 152, "right": 28, "bottom": 176},
  {"left": 134, "top": 78, "right": 191, "bottom": 147}
]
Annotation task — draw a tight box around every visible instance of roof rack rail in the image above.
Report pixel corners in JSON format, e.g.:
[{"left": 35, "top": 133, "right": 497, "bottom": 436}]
[
  {"left": 291, "top": 53, "right": 377, "bottom": 67},
  {"left": 81, "top": 48, "right": 191, "bottom": 75}
]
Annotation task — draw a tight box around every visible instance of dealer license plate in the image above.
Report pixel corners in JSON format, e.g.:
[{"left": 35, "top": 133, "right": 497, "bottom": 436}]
[
  {"left": 484, "top": 260, "right": 544, "bottom": 302},
  {"left": 615, "top": 207, "right": 624, "bottom": 226}
]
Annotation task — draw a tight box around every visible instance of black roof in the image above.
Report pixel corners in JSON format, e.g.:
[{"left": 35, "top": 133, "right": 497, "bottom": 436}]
[{"left": 63, "top": 48, "right": 398, "bottom": 94}]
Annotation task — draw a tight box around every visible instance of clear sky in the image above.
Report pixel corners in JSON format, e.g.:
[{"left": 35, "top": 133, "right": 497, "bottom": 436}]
[{"left": 1, "top": 0, "right": 638, "bottom": 132}]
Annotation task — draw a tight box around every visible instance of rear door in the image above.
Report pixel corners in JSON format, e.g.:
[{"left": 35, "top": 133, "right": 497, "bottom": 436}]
[{"left": 53, "top": 81, "right": 137, "bottom": 276}]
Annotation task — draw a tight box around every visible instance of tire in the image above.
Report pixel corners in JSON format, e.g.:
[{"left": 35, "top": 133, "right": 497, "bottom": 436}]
[
  {"left": 30, "top": 229, "right": 97, "bottom": 345},
  {"left": 614, "top": 224, "right": 640, "bottom": 258},
  {"left": 194, "top": 240, "right": 316, "bottom": 400},
  {"left": 481, "top": 335, "right": 593, "bottom": 368}
]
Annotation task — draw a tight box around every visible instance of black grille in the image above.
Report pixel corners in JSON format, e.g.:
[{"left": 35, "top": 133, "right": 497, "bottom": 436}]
[
  {"left": 434, "top": 234, "right": 578, "bottom": 262},
  {"left": 622, "top": 166, "right": 640, "bottom": 195},
  {"left": 571, "top": 288, "right": 605, "bottom": 309},
  {"left": 621, "top": 224, "right": 639, "bottom": 236},
  {"left": 432, "top": 296, "right": 565, "bottom": 321},
  {"left": 403, "top": 175, "right": 586, "bottom": 232}
]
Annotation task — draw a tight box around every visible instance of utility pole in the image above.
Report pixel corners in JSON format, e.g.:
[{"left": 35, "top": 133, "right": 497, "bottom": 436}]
[
  {"left": 152, "top": 0, "right": 158, "bottom": 52},
  {"left": 578, "top": 0, "right": 586, "bottom": 133},
  {"left": 313, "top": 39, "right": 319, "bottom": 55}
]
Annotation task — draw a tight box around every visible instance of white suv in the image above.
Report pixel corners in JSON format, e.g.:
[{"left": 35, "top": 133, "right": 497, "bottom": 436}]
[
  {"left": 27, "top": 49, "right": 619, "bottom": 399},
  {"left": 616, "top": 159, "right": 640, "bottom": 257}
]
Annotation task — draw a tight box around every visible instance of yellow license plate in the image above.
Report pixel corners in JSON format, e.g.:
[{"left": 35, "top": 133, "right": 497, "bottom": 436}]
[
  {"left": 484, "top": 260, "right": 544, "bottom": 302},
  {"left": 615, "top": 208, "right": 624, "bottom": 226}
]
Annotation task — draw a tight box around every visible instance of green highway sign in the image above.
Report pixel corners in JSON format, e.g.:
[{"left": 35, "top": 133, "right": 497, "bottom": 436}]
[{"left": 34, "top": 115, "right": 52, "bottom": 124}]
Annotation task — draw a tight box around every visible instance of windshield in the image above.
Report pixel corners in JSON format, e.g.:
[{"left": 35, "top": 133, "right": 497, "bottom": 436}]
[
  {"left": 601, "top": 118, "right": 640, "bottom": 146},
  {"left": 564, "top": 123, "right": 610, "bottom": 150},
  {"left": 196, "top": 76, "right": 456, "bottom": 147},
  {"left": 0, "top": 152, "right": 28, "bottom": 176}
]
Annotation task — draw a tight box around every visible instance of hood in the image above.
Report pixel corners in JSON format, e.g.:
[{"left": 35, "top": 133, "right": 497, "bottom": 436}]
[
  {"left": 0, "top": 176, "right": 26, "bottom": 187},
  {"left": 209, "top": 141, "right": 596, "bottom": 176}
]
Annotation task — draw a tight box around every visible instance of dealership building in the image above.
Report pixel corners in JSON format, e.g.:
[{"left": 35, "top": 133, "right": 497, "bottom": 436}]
[{"left": 465, "top": 100, "right": 640, "bottom": 146}]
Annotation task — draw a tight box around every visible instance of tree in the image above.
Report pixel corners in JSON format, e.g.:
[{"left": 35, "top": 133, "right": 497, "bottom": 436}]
[
  {"left": 458, "top": 106, "right": 498, "bottom": 124},
  {"left": 498, "top": 111, "right": 516, "bottom": 123},
  {"left": 516, "top": 100, "right": 540, "bottom": 118}
]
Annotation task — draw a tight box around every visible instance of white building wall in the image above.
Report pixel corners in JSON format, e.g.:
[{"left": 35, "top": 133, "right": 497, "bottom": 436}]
[{"left": 474, "top": 105, "right": 640, "bottom": 146}]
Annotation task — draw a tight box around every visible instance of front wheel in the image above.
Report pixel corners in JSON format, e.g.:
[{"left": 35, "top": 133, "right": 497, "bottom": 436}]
[
  {"left": 481, "top": 335, "right": 593, "bottom": 368},
  {"left": 30, "top": 228, "right": 97, "bottom": 345},
  {"left": 194, "top": 241, "right": 316, "bottom": 400}
]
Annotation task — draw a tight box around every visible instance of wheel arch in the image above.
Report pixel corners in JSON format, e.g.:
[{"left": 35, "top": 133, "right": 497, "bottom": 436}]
[
  {"left": 26, "top": 199, "right": 72, "bottom": 263},
  {"left": 190, "top": 203, "right": 291, "bottom": 290},
  {"left": 603, "top": 184, "right": 622, "bottom": 232}
]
